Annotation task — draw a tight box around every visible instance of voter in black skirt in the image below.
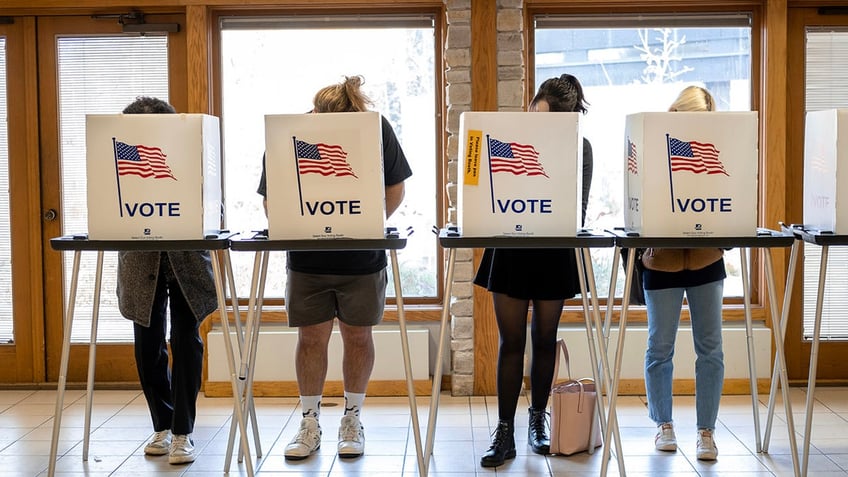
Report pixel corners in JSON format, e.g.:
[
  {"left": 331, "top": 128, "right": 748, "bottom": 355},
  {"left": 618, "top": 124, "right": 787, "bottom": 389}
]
[{"left": 474, "top": 73, "right": 594, "bottom": 468}]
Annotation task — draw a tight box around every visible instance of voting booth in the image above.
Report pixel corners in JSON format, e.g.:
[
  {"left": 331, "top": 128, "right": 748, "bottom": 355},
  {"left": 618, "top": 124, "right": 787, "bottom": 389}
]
[
  {"left": 457, "top": 111, "right": 583, "bottom": 237},
  {"left": 264, "top": 112, "right": 386, "bottom": 240},
  {"left": 85, "top": 114, "right": 222, "bottom": 240},
  {"left": 804, "top": 109, "right": 848, "bottom": 233},
  {"left": 624, "top": 112, "right": 759, "bottom": 237}
]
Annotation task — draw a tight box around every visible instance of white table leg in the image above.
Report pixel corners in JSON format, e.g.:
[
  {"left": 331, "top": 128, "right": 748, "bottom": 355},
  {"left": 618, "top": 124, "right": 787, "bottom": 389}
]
[
  {"left": 83, "top": 251, "right": 104, "bottom": 461},
  {"left": 389, "top": 250, "right": 425, "bottom": 476},
  {"left": 423, "top": 247, "right": 457, "bottom": 475},
  {"left": 600, "top": 249, "right": 635, "bottom": 477},
  {"left": 740, "top": 247, "right": 764, "bottom": 453},
  {"left": 763, "top": 240, "right": 800, "bottom": 450},
  {"left": 224, "top": 252, "right": 263, "bottom": 466},
  {"left": 48, "top": 250, "right": 82, "bottom": 477},
  {"left": 575, "top": 248, "right": 623, "bottom": 461},
  {"left": 592, "top": 247, "right": 625, "bottom": 469},
  {"left": 211, "top": 251, "right": 254, "bottom": 476},
  {"left": 763, "top": 248, "right": 800, "bottom": 476},
  {"left": 801, "top": 244, "right": 828, "bottom": 477},
  {"left": 575, "top": 248, "right": 603, "bottom": 454},
  {"left": 239, "top": 247, "right": 264, "bottom": 458},
  {"left": 244, "top": 250, "right": 268, "bottom": 459}
]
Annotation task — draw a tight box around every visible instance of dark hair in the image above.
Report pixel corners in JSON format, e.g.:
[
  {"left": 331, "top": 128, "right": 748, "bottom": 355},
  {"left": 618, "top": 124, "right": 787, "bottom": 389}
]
[
  {"left": 529, "top": 73, "right": 589, "bottom": 114},
  {"left": 122, "top": 96, "right": 176, "bottom": 114}
]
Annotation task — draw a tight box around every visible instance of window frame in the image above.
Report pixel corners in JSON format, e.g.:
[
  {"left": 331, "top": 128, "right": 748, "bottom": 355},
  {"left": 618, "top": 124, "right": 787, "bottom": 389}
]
[
  {"left": 209, "top": 6, "right": 447, "bottom": 322},
  {"left": 526, "top": 4, "right": 765, "bottom": 324}
]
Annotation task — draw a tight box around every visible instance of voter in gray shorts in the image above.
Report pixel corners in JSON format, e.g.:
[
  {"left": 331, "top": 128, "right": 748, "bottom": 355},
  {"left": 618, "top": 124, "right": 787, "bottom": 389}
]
[{"left": 257, "top": 75, "right": 412, "bottom": 461}]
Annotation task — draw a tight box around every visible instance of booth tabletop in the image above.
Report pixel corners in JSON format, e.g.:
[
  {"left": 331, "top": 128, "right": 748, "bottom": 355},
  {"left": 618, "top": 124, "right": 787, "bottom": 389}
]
[
  {"left": 609, "top": 227, "right": 794, "bottom": 249},
  {"left": 49, "top": 231, "right": 237, "bottom": 252},
  {"left": 436, "top": 228, "right": 616, "bottom": 249},
  {"left": 782, "top": 223, "right": 848, "bottom": 246},
  {"left": 229, "top": 230, "right": 407, "bottom": 252}
]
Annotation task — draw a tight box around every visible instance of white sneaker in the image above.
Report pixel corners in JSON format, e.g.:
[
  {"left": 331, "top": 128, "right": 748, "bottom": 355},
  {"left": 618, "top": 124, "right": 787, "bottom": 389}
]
[
  {"left": 337, "top": 415, "right": 365, "bottom": 458},
  {"left": 144, "top": 429, "right": 171, "bottom": 456},
  {"left": 696, "top": 429, "right": 718, "bottom": 461},
  {"left": 654, "top": 423, "right": 677, "bottom": 451},
  {"left": 168, "top": 434, "right": 196, "bottom": 464},
  {"left": 285, "top": 416, "right": 322, "bottom": 460}
]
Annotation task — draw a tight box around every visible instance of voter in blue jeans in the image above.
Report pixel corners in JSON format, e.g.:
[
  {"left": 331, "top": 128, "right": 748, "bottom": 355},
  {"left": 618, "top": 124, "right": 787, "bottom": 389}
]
[{"left": 643, "top": 85, "right": 724, "bottom": 462}]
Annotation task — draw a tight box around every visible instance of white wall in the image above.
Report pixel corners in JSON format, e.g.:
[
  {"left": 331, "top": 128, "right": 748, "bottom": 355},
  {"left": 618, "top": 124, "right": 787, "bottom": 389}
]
[{"left": 207, "top": 323, "right": 771, "bottom": 385}]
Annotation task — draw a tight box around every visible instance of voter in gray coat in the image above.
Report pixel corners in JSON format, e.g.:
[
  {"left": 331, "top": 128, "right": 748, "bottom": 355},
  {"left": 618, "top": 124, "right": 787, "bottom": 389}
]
[{"left": 115, "top": 96, "right": 217, "bottom": 465}]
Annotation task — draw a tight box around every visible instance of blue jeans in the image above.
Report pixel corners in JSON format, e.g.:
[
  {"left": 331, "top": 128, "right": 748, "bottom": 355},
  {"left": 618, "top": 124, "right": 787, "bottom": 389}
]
[{"left": 644, "top": 279, "right": 724, "bottom": 430}]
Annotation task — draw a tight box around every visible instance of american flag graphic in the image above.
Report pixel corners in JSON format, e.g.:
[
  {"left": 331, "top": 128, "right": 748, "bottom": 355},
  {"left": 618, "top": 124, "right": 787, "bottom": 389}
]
[
  {"left": 668, "top": 137, "right": 728, "bottom": 176},
  {"left": 115, "top": 141, "right": 176, "bottom": 180},
  {"left": 627, "top": 138, "right": 638, "bottom": 174},
  {"left": 295, "top": 139, "right": 357, "bottom": 178},
  {"left": 488, "top": 138, "right": 547, "bottom": 177}
]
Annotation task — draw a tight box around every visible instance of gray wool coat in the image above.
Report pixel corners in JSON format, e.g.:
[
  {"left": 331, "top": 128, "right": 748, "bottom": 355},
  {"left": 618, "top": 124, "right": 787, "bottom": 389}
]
[{"left": 116, "top": 251, "right": 219, "bottom": 327}]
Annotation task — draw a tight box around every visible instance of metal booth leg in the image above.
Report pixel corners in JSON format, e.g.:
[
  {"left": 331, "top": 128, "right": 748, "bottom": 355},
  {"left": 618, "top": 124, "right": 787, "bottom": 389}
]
[
  {"left": 211, "top": 250, "right": 254, "bottom": 477},
  {"left": 763, "top": 239, "right": 800, "bottom": 450},
  {"left": 48, "top": 250, "right": 104, "bottom": 475},
  {"left": 389, "top": 249, "right": 425, "bottom": 476},
  {"left": 422, "top": 247, "right": 457, "bottom": 476},
  {"left": 574, "top": 248, "right": 604, "bottom": 455},
  {"left": 48, "top": 250, "right": 82, "bottom": 477},
  {"left": 575, "top": 247, "right": 623, "bottom": 462},
  {"left": 801, "top": 244, "right": 829, "bottom": 477},
  {"left": 83, "top": 251, "right": 105, "bottom": 461},
  {"left": 600, "top": 248, "right": 635, "bottom": 477},
  {"left": 739, "top": 247, "right": 764, "bottom": 453},
  {"left": 224, "top": 249, "right": 266, "bottom": 469},
  {"left": 242, "top": 249, "right": 266, "bottom": 460},
  {"left": 762, "top": 247, "right": 800, "bottom": 476}
]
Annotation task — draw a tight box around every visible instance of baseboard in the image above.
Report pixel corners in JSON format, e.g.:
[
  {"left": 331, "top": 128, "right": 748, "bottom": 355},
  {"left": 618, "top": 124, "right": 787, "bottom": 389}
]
[{"left": 615, "top": 378, "right": 773, "bottom": 395}]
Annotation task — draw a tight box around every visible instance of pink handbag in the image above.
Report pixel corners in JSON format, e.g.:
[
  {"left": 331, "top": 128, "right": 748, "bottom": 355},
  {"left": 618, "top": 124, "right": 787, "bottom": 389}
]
[{"left": 549, "top": 339, "right": 603, "bottom": 456}]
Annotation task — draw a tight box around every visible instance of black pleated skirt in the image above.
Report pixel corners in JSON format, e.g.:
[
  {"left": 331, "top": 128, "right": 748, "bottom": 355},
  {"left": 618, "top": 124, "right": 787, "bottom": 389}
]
[{"left": 473, "top": 247, "right": 582, "bottom": 300}]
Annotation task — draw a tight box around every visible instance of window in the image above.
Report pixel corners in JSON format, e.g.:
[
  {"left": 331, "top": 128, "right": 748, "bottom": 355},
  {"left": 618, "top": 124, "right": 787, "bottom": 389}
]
[
  {"left": 57, "top": 35, "right": 170, "bottom": 341},
  {"left": 0, "top": 38, "right": 12, "bottom": 343},
  {"left": 803, "top": 29, "right": 848, "bottom": 340},
  {"left": 219, "top": 15, "right": 438, "bottom": 301},
  {"left": 533, "top": 13, "right": 752, "bottom": 300}
]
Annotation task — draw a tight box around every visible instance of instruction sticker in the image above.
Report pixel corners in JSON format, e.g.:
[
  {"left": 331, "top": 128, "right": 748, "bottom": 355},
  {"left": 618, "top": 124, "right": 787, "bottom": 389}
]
[{"left": 464, "top": 130, "right": 483, "bottom": 185}]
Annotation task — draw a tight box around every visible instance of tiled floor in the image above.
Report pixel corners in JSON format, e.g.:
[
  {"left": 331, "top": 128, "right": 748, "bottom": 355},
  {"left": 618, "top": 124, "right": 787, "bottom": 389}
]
[{"left": 1, "top": 386, "right": 846, "bottom": 476}]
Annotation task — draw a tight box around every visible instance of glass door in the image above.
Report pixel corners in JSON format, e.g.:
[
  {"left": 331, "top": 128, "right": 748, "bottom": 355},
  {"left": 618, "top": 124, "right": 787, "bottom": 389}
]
[
  {"left": 787, "top": 7, "right": 848, "bottom": 381},
  {"left": 38, "top": 14, "right": 187, "bottom": 382}
]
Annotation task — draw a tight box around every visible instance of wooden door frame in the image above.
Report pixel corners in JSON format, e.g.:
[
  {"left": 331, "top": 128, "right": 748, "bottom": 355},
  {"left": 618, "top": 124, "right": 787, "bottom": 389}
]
[
  {"left": 37, "top": 13, "right": 188, "bottom": 384},
  {"left": 0, "top": 18, "right": 41, "bottom": 383},
  {"left": 786, "top": 6, "right": 848, "bottom": 383}
]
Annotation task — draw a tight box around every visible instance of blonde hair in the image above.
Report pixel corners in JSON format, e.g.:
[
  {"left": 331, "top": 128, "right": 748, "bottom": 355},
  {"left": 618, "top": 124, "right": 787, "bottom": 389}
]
[
  {"left": 312, "top": 75, "right": 373, "bottom": 113},
  {"left": 668, "top": 85, "right": 715, "bottom": 112}
]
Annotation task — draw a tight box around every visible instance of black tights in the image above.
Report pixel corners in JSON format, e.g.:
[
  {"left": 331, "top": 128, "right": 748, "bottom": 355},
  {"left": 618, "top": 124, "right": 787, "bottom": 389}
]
[{"left": 493, "top": 292, "right": 564, "bottom": 422}]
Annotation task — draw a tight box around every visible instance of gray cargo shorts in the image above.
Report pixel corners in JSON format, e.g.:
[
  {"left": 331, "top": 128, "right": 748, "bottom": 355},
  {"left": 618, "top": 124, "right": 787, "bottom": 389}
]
[{"left": 284, "top": 269, "right": 388, "bottom": 327}]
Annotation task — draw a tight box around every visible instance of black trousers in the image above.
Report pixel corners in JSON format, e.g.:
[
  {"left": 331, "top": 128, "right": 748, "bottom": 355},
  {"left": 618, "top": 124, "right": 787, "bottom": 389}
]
[{"left": 133, "top": 255, "right": 204, "bottom": 435}]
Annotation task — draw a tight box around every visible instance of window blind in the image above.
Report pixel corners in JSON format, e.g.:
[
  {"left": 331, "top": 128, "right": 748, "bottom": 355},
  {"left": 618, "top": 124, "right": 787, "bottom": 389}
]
[
  {"left": 803, "top": 30, "right": 848, "bottom": 340},
  {"left": 56, "top": 34, "right": 169, "bottom": 342},
  {"left": 0, "top": 38, "right": 13, "bottom": 342}
]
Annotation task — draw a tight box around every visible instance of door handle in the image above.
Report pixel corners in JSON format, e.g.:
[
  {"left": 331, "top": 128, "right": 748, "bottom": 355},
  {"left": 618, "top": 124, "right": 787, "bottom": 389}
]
[{"left": 43, "top": 209, "right": 58, "bottom": 221}]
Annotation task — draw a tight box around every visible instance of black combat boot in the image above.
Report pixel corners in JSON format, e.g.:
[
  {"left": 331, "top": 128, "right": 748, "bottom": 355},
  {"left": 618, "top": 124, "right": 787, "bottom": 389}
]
[
  {"left": 528, "top": 407, "right": 550, "bottom": 455},
  {"left": 480, "top": 419, "right": 516, "bottom": 467}
]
